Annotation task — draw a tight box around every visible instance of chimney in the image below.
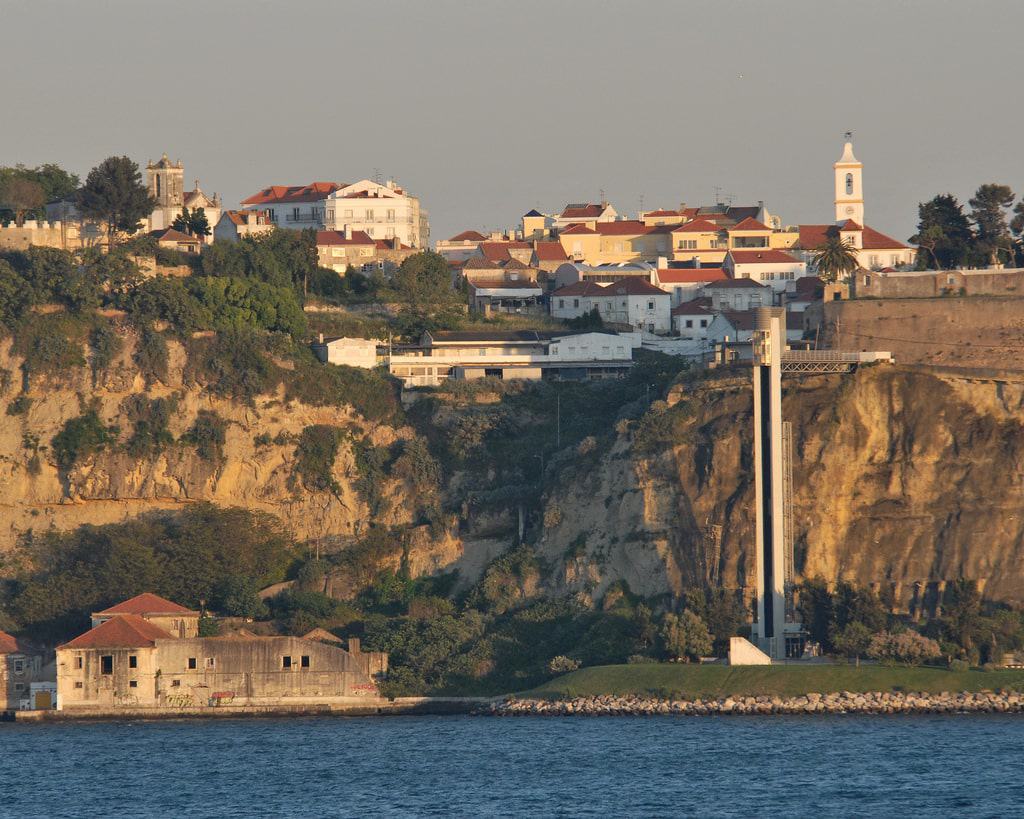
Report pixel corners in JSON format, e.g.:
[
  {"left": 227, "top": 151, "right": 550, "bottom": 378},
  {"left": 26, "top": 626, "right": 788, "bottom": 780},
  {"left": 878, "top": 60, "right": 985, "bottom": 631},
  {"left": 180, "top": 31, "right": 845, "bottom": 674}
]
[
  {"left": 391, "top": 236, "right": 400, "bottom": 250},
  {"left": 344, "top": 224, "right": 352, "bottom": 240},
  {"left": 348, "top": 637, "right": 361, "bottom": 655},
  {"left": 490, "top": 231, "right": 502, "bottom": 241},
  {"left": 657, "top": 256, "right": 667, "bottom": 270}
]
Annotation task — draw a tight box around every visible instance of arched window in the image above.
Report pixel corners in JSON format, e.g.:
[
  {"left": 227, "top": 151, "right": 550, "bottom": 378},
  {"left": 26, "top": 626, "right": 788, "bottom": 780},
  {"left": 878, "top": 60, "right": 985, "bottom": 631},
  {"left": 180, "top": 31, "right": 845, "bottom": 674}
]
[{"left": 845, "top": 173, "right": 854, "bottom": 195}]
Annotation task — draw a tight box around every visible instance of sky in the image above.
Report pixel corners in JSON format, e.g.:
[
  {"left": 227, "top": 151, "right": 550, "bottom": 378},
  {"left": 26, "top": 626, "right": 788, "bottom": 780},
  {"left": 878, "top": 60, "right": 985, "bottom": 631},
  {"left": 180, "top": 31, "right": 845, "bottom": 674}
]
[{"left": 2, "top": 0, "right": 1022, "bottom": 244}]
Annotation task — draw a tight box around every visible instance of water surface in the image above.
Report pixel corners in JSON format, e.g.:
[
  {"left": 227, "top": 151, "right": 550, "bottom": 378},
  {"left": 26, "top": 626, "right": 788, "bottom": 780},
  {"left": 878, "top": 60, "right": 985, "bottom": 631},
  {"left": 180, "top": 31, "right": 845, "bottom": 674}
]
[{"left": 2, "top": 714, "right": 1020, "bottom": 817}]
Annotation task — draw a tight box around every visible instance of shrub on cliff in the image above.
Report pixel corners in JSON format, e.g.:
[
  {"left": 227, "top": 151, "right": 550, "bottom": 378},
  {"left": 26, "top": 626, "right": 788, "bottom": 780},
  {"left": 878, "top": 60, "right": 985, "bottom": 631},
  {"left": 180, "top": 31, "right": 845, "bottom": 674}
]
[
  {"left": 51, "top": 409, "right": 118, "bottom": 471},
  {"left": 292, "top": 424, "right": 345, "bottom": 494},
  {"left": 183, "top": 410, "right": 229, "bottom": 462}
]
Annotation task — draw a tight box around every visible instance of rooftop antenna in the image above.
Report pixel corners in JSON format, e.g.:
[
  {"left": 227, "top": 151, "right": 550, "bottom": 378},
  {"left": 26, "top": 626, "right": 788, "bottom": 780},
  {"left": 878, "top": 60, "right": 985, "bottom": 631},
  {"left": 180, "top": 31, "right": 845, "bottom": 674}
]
[
  {"left": 599, "top": 188, "right": 606, "bottom": 206},
  {"left": 373, "top": 167, "right": 383, "bottom": 185},
  {"left": 844, "top": 130, "right": 853, "bottom": 141},
  {"left": 638, "top": 193, "right": 645, "bottom": 214}
]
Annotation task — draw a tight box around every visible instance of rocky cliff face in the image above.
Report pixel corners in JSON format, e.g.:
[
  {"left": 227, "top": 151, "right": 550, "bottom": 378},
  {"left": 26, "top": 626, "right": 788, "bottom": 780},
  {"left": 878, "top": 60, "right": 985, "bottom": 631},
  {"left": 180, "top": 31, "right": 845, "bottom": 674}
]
[
  {"left": 537, "top": 366, "right": 1024, "bottom": 607},
  {"left": 3, "top": 330, "right": 1023, "bottom": 608}
]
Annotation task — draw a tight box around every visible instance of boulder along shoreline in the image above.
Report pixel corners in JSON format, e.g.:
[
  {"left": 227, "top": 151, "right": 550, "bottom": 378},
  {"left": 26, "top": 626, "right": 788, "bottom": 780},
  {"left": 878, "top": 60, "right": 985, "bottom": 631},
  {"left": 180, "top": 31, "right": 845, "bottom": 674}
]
[{"left": 483, "top": 690, "right": 1024, "bottom": 716}]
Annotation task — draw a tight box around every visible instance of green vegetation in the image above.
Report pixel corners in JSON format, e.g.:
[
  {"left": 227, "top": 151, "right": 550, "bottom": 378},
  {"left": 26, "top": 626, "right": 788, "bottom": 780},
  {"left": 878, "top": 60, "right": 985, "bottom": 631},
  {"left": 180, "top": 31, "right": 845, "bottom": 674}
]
[
  {"left": 526, "top": 664, "right": 1024, "bottom": 700},
  {"left": 0, "top": 163, "right": 78, "bottom": 224},
  {"left": 292, "top": 425, "right": 345, "bottom": 493},
  {"left": 76, "top": 155, "right": 155, "bottom": 246},
  {"left": 912, "top": 184, "right": 1024, "bottom": 269},
  {"left": 2, "top": 504, "right": 293, "bottom": 642},
  {"left": 51, "top": 409, "right": 118, "bottom": 471},
  {"left": 124, "top": 395, "right": 176, "bottom": 457},
  {"left": 183, "top": 410, "right": 229, "bottom": 462}
]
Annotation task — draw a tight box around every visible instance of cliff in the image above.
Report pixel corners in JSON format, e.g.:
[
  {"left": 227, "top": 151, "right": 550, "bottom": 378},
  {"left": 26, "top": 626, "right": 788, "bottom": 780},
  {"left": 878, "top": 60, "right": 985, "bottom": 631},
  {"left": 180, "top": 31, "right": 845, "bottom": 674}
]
[{"left": 2, "top": 328, "right": 1023, "bottom": 609}]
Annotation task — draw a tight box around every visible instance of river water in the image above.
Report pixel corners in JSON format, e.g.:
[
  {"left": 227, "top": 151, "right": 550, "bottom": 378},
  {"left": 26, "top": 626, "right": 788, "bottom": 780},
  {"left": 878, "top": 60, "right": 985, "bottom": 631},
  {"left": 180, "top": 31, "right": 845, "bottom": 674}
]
[{"left": 2, "top": 714, "right": 1021, "bottom": 817}]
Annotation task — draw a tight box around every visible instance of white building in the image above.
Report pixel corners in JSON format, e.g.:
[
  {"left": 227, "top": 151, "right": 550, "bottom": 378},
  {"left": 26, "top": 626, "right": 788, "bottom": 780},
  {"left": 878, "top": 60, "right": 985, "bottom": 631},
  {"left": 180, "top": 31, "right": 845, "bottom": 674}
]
[
  {"left": 310, "top": 335, "right": 379, "bottom": 368},
  {"left": 214, "top": 210, "right": 274, "bottom": 242},
  {"left": 552, "top": 202, "right": 618, "bottom": 230},
  {"left": 323, "top": 179, "right": 429, "bottom": 249},
  {"left": 549, "top": 277, "right": 671, "bottom": 333},
  {"left": 388, "top": 330, "right": 633, "bottom": 388},
  {"left": 724, "top": 250, "right": 806, "bottom": 294},
  {"left": 240, "top": 182, "right": 341, "bottom": 230},
  {"left": 653, "top": 265, "right": 729, "bottom": 306},
  {"left": 552, "top": 260, "right": 658, "bottom": 290},
  {"left": 702, "top": 279, "right": 771, "bottom": 311},
  {"left": 671, "top": 299, "right": 717, "bottom": 338}
]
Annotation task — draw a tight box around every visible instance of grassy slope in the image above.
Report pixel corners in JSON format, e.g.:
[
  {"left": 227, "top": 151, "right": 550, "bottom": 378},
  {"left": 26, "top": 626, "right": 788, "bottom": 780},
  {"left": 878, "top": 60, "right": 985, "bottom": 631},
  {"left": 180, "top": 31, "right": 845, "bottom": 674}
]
[{"left": 525, "top": 664, "right": 1024, "bottom": 699}]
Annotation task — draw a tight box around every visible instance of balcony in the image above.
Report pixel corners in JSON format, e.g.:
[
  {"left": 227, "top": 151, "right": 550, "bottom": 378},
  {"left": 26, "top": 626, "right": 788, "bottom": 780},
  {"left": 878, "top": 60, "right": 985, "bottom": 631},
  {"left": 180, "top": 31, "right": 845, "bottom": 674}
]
[{"left": 285, "top": 213, "right": 322, "bottom": 223}]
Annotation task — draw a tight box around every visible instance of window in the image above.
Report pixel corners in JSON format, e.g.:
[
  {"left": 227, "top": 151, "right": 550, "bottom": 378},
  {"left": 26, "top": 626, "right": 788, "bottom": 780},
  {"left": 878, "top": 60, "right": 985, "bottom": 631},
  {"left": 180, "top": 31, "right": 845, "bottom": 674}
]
[
  {"left": 129, "top": 680, "right": 138, "bottom": 688},
  {"left": 171, "top": 679, "right": 181, "bottom": 688},
  {"left": 74, "top": 681, "right": 83, "bottom": 689},
  {"left": 301, "top": 656, "right": 310, "bottom": 668},
  {"left": 846, "top": 173, "right": 854, "bottom": 195},
  {"left": 101, "top": 655, "right": 113, "bottom": 675},
  {"left": 14, "top": 659, "right": 24, "bottom": 673},
  {"left": 387, "top": 209, "right": 396, "bottom": 221},
  {"left": 129, "top": 656, "right": 137, "bottom": 669},
  {"left": 282, "top": 656, "right": 292, "bottom": 669},
  {"left": 205, "top": 658, "right": 216, "bottom": 669},
  {"left": 292, "top": 207, "right": 300, "bottom": 220},
  {"left": 700, "top": 319, "right": 708, "bottom": 328},
  {"left": 365, "top": 210, "right": 373, "bottom": 220},
  {"left": 685, "top": 319, "right": 693, "bottom": 328},
  {"left": 187, "top": 657, "right": 197, "bottom": 670},
  {"left": 647, "top": 301, "right": 655, "bottom": 310},
  {"left": 344, "top": 209, "right": 353, "bottom": 218},
  {"left": 75, "top": 657, "right": 83, "bottom": 669},
  {"left": 156, "top": 175, "right": 161, "bottom": 198},
  {"left": 558, "top": 299, "right": 565, "bottom": 308},
  {"left": 677, "top": 239, "right": 696, "bottom": 250},
  {"left": 14, "top": 683, "right": 24, "bottom": 692},
  {"left": 573, "top": 299, "right": 579, "bottom": 308}
]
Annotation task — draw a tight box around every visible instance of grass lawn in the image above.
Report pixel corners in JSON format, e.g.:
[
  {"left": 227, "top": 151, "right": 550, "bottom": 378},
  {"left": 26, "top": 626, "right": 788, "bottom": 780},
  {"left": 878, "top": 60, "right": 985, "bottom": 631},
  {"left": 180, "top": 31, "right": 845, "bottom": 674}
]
[{"left": 525, "top": 663, "right": 1024, "bottom": 700}]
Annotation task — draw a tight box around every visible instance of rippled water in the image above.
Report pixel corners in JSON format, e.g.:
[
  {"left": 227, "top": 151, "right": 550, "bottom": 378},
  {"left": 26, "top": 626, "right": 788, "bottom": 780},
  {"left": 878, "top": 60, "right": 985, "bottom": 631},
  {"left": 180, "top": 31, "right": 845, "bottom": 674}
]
[{"left": 2, "top": 714, "right": 1022, "bottom": 817}]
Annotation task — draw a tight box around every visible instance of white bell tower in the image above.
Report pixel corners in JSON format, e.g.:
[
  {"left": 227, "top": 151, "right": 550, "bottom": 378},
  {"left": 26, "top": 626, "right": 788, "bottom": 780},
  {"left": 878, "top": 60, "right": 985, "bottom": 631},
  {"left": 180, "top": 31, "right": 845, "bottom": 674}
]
[{"left": 834, "top": 132, "right": 864, "bottom": 225}]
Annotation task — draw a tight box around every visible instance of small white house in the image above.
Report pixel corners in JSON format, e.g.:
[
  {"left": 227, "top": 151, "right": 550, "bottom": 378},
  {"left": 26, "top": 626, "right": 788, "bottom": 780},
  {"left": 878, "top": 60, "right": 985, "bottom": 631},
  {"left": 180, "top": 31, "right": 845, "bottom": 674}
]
[
  {"left": 702, "top": 279, "right": 771, "bottom": 311},
  {"left": 550, "top": 277, "right": 671, "bottom": 333},
  {"left": 214, "top": 210, "right": 274, "bottom": 242},
  {"left": 311, "top": 335, "right": 379, "bottom": 368},
  {"left": 724, "top": 250, "right": 807, "bottom": 295},
  {"left": 671, "top": 300, "right": 717, "bottom": 338}
]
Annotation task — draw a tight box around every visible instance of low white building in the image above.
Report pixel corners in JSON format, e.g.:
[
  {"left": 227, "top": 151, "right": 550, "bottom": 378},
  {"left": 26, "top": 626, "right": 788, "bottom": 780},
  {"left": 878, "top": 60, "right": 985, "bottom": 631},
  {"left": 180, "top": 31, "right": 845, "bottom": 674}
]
[
  {"left": 214, "top": 210, "right": 274, "bottom": 242},
  {"left": 724, "top": 250, "right": 806, "bottom": 294},
  {"left": 310, "top": 335, "right": 379, "bottom": 368},
  {"left": 388, "top": 330, "right": 633, "bottom": 388},
  {"left": 671, "top": 299, "right": 717, "bottom": 338},
  {"left": 549, "top": 277, "right": 671, "bottom": 333},
  {"left": 702, "top": 278, "right": 771, "bottom": 311}
]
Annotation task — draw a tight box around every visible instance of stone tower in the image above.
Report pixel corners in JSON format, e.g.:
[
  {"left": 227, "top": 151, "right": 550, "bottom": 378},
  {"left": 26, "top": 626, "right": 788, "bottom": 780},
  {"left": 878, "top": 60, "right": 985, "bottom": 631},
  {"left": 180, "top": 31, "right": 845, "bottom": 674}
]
[
  {"left": 833, "top": 133, "right": 864, "bottom": 225},
  {"left": 147, "top": 154, "right": 185, "bottom": 230}
]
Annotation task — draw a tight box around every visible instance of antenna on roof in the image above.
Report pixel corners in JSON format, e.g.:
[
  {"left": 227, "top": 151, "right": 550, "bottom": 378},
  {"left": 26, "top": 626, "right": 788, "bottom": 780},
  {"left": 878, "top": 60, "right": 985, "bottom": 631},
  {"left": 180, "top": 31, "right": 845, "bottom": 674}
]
[
  {"left": 638, "top": 193, "right": 644, "bottom": 214},
  {"left": 844, "top": 130, "right": 853, "bottom": 141},
  {"left": 373, "top": 167, "right": 383, "bottom": 185},
  {"left": 599, "top": 188, "right": 606, "bottom": 207}
]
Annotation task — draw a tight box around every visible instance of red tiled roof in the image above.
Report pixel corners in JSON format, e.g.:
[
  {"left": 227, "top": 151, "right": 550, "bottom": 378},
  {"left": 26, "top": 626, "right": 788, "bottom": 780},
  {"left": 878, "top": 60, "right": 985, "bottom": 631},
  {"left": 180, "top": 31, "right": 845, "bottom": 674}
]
[
  {"left": 533, "top": 241, "right": 568, "bottom": 262},
  {"left": 151, "top": 228, "right": 199, "bottom": 244},
  {"left": 730, "top": 216, "right": 771, "bottom": 232},
  {"left": 728, "top": 250, "right": 801, "bottom": 265},
  {"left": 604, "top": 277, "right": 668, "bottom": 297},
  {"left": 657, "top": 267, "right": 728, "bottom": 284},
  {"left": 595, "top": 220, "right": 648, "bottom": 236},
  {"left": 222, "top": 209, "right": 268, "bottom": 226},
  {"left": 241, "top": 182, "right": 341, "bottom": 205},
  {"left": 61, "top": 614, "right": 172, "bottom": 649},
  {"left": 448, "top": 230, "right": 488, "bottom": 242},
  {"left": 672, "top": 218, "right": 722, "bottom": 234},
  {"left": 644, "top": 209, "right": 686, "bottom": 217},
  {"left": 0, "top": 629, "right": 25, "bottom": 654},
  {"left": 97, "top": 593, "right": 196, "bottom": 616},
  {"left": 560, "top": 204, "right": 605, "bottom": 219},
  {"left": 551, "top": 281, "right": 607, "bottom": 297},
  {"left": 798, "top": 223, "right": 908, "bottom": 251},
  {"left": 671, "top": 299, "right": 716, "bottom": 316},
  {"left": 560, "top": 223, "right": 598, "bottom": 235},
  {"left": 479, "top": 241, "right": 531, "bottom": 263},
  {"left": 374, "top": 239, "right": 411, "bottom": 250},
  {"left": 794, "top": 275, "right": 824, "bottom": 296},
  {"left": 316, "top": 229, "right": 374, "bottom": 246},
  {"left": 862, "top": 226, "right": 909, "bottom": 250}
]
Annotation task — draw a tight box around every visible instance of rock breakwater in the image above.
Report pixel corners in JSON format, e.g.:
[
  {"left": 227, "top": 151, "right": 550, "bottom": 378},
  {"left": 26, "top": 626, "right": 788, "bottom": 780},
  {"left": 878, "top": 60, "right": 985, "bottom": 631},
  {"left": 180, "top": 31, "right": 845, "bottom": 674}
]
[{"left": 486, "top": 690, "right": 1024, "bottom": 716}]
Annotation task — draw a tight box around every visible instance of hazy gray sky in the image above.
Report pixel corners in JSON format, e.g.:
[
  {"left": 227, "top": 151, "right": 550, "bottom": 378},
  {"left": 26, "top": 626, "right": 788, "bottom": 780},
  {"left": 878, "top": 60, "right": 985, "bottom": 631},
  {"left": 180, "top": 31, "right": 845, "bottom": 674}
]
[{"left": 2, "top": 0, "right": 1021, "bottom": 243}]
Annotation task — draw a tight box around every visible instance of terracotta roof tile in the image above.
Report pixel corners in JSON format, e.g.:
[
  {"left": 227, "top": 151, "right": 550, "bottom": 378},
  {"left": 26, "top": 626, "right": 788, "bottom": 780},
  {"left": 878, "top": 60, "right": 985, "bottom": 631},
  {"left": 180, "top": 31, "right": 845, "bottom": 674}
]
[
  {"left": 222, "top": 209, "right": 268, "bottom": 227},
  {"left": 605, "top": 277, "right": 668, "bottom": 297},
  {"left": 861, "top": 226, "right": 909, "bottom": 250},
  {"left": 316, "top": 229, "right": 374, "bottom": 246},
  {"left": 151, "top": 228, "right": 200, "bottom": 244},
  {"left": 704, "top": 278, "right": 769, "bottom": 289},
  {"left": 241, "top": 182, "right": 341, "bottom": 205},
  {"left": 61, "top": 614, "right": 172, "bottom": 649},
  {"left": 0, "top": 629, "right": 25, "bottom": 654},
  {"left": 479, "top": 241, "right": 531, "bottom": 263},
  {"left": 559, "top": 223, "right": 598, "bottom": 235},
  {"left": 728, "top": 249, "right": 801, "bottom": 264},
  {"left": 560, "top": 204, "right": 605, "bottom": 219},
  {"left": 671, "top": 299, "right": 717, "bottom": 316},
  {"left": 448, "top": 230, "right": 488, "bottom": 242},
  {"left": 551, "top": 281, "right": 607, "bottom": 297},
  {"left": 729, "top": 216, "right": 771, "bottom": 232},
  {"left": 533, "top": 242, "right": 568, "bottom": 262},
  {"left": 594, "top": 220, "right": 649, "bottom": 236},
  {"left": 96, "top": 593, "right": 196, "bottom": 616},
  {"left": 671, "top": 218, "right": 722, "bottom": 233}
]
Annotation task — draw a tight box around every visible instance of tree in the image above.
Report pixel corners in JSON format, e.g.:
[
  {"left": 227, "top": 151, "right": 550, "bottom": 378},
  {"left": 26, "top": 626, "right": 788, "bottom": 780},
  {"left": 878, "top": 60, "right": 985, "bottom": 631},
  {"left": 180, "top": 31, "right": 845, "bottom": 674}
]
[
  {"left": 171, "top": 207, "right": 191, "bottom": 234},
  {"left": 969, "top": 183, "right": 1015, "bottom": 266},
  {"left": 831, "top": 621, "right": 873, "bottom": 666},
  {"left": 392, "top": 251, "right": 456, "bottom": 306},
  {"left": 0, "top": 163, "right": 78, "bottom": 224},
  {"left": 910, "top": 194, "right": 974, "bottom": 270},
  {"left": 811, "top": 226, "right": 860, "bottom": 282},
  {"left": 77, "top": 156, "right": 155, "bottom": 246},
  {"left": 172, "top": 206, "right": 212, "bottom": 240},
  {"left": 867, "top": 630, "right": 941, "bottom": 666},
  {"left": 0, "top": 176, "right": 45, "bottom": 226},
  {"left": 1012, "top": 201, "right": 1024, "bottom": 267},
  {"left": 660, "top": 610, "right": 713, "bottom": 662}
]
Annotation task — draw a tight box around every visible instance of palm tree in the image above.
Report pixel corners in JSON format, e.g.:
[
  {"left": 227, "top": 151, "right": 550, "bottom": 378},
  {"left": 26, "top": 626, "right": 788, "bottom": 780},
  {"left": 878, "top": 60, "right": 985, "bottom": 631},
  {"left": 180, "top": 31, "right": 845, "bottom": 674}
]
[{"left": 811, "top": 227, "right": 860, "bottom": 283}]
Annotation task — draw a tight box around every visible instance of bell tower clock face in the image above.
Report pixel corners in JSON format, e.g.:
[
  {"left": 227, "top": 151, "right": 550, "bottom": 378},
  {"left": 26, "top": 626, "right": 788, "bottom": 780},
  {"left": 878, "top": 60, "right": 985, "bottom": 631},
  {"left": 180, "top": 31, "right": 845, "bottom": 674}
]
[{"left": 845, "top": 206, "right": 855, "bottom": 215}]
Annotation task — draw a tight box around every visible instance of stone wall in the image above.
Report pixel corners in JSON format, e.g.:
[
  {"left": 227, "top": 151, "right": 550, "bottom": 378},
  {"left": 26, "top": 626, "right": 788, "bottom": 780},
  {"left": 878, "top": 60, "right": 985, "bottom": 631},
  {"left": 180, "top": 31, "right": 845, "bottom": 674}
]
[{"left": 856, "top": 267, "right": 1024, "bottom": 299}]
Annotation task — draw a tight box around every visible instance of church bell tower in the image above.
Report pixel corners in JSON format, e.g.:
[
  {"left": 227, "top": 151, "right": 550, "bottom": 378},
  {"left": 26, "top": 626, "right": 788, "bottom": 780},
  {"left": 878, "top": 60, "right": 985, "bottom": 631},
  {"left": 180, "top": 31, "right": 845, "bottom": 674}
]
[{"left": 834, "top": 133, "right": 864, "bottom": 225}]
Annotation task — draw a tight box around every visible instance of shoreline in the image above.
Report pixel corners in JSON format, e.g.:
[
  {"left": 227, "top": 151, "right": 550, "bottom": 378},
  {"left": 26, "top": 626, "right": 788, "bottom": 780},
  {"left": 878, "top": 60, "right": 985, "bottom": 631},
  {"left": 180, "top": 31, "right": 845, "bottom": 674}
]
[{"left": 486, "top": 689, "right": 1024, "bottom": 716}]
